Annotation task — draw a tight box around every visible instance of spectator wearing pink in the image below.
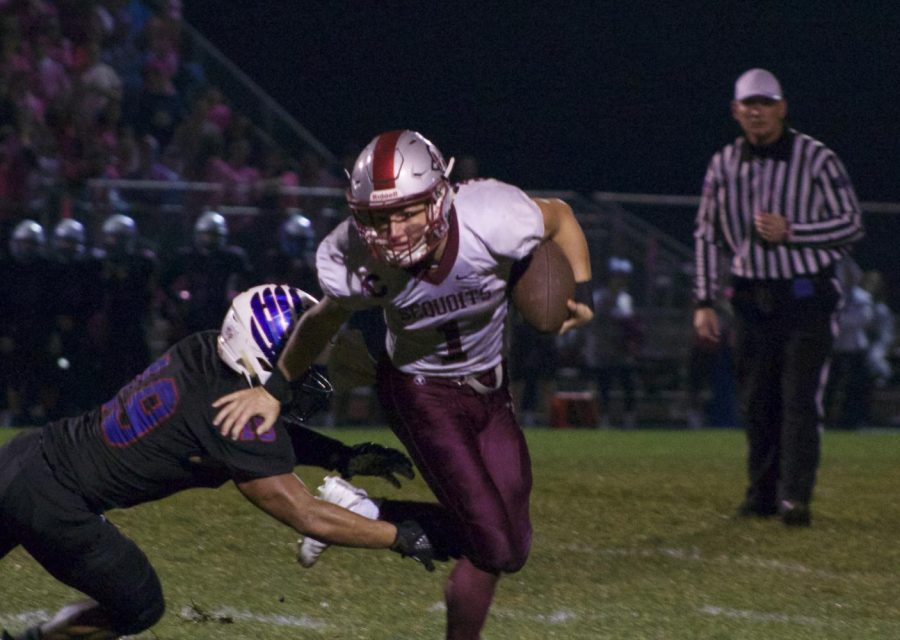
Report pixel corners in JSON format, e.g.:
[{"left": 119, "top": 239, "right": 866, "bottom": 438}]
[{"left": 223, "top": 137, "right": 259, "bottom": 205}]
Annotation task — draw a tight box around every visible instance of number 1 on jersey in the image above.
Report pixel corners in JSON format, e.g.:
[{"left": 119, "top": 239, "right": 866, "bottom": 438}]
[{"left": 436, "top": 320, "right": 467, "bottom": 363}]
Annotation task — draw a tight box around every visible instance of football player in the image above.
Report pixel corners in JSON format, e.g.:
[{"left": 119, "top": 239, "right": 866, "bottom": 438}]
[
  {"left": 0, "top": 284, "right": 438, "bottom": 640},
  {"left": 161, "top": 210, "right": 255, "bottom": 340},
  {"left": 213, "top": 130, "right": 594, "bottom": 639}
]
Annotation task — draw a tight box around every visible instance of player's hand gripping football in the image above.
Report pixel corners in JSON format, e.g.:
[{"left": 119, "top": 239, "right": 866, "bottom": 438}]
[
  {"left": 559, "top": 298, "right": 594, "bottom": 335},
  {"left": 212, "top": 386, "right": 281, "bottom": 439},
  {"left": 338, "top": 443, "right": 415, "bottom": 488}
]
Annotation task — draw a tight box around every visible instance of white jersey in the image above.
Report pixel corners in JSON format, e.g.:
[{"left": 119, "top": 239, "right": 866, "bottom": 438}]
[{"left": 317, "top": 179, "right": 544, "bottom": 376}]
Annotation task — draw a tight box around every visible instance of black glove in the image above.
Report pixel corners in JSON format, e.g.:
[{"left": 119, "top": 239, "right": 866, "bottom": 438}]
[
  {"left": 337, "top": 442, "right": 415, "bottom": 488},
  {"left": 391, "top": 520, "right": 436, "bottom": 572}
]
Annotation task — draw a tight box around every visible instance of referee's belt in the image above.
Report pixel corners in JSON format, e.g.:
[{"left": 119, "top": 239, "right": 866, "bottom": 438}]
[{"left": 412, "top": 362, "right": 505, "bottom": 395}]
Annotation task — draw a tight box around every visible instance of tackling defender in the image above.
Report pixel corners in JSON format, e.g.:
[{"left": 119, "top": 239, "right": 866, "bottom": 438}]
[
  {"left": 0, "top": 284, "right": 437, "bottom": 640},
  {"left": 213, "top": 130, "right": 594, "bottom": 639}
]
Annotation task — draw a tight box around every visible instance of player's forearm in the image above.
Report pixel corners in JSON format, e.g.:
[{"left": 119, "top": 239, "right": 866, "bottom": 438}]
[
  {"left": 299, "top": 497, "right": 397, "bottom": 549},
  {"left": 537, "top": 198, "right": 592, "bottom": 282},
  {"left": 278, "top": 296, "right": 351, "bottom": 381},
  {"left": 237, "top": 473, "right": 396, "bottom": 548},
  {"left": 287, "top": 424, "right": 351, "bottom": 469}
]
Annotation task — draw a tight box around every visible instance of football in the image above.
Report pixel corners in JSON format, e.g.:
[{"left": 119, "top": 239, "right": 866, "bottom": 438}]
[{"left": 510, "top": 241, "right": 575, "bottom": 333}]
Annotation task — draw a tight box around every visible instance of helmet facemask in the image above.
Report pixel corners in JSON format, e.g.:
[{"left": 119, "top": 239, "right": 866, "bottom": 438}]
[{"left": 351, "top": 180, "right": 452, "bottom": 268}]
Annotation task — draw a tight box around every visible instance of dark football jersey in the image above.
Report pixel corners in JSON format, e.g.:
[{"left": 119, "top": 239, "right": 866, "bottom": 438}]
[{"left": 41, "top": 331, "right": 295, "bottom": 512}]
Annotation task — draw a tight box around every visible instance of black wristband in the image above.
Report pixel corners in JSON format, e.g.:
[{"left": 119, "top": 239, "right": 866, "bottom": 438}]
[
  {"left": 263, "top": 366, "right": 293, "bottom": 405},
  {"left": 574, "top": 281, "right": 594, "bottom": 312}
]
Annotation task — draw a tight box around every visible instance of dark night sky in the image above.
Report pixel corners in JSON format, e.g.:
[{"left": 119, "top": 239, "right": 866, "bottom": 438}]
[{"left": 184, "top": 2, "right": 900, "bottom": 202}]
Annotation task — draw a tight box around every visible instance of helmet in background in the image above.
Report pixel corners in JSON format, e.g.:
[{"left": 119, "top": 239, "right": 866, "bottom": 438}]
[
  {"left": 52, "top": 219, "right": 86, "bottom": 261},
  {"left": 194, "top": 210, "right": 228, "bottom": 254},
  {"left": 10, "top": 219, "right": 46, "bottom": 262},
  {"left": 278, "top": 212, "right": 316, "bottom": 260},
  {"left": 101, "top": 213, "right": 138, "bottom": 257},
  {"left": 346, "top": 130, "right": 455, "bottom": 267}
]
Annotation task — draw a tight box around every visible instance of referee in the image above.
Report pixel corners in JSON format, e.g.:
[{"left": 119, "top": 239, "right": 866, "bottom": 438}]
[{"left": 693, "top": 68, "right": 864, "bottom": 527}]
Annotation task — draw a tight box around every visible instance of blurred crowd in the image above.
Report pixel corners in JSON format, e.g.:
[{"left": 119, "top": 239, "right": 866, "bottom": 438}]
[{"left": 0, "top": 0, "right": 347, "bottom": 252}]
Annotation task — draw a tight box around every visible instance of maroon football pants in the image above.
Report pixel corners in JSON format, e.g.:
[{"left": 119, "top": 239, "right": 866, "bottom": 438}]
[{"left": 377, "top": 362, "right": 532, "bottom": 573}]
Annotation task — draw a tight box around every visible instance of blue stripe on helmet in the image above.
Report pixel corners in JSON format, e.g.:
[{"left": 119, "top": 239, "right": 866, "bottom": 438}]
[{"left": 250, "top": 285, "right": 300, "bottom": 362}]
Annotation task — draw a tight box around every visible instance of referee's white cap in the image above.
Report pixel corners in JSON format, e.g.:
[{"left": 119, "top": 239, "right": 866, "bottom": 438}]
[{"left": 734, "top": 68, "right": 783, "bottom": 101}]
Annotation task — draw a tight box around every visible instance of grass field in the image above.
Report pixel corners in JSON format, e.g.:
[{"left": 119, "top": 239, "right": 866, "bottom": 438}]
[{"left": 2, "top": 426, "right": 899, "bottom": 639}]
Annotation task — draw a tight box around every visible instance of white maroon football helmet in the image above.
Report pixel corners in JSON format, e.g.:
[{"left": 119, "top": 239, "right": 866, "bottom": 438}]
[
  {"left": 346, "top": 129, "right": 455, "bottom": 267},
  {"left": 217, "top": 284, "right": 318, "bottom": 386}
]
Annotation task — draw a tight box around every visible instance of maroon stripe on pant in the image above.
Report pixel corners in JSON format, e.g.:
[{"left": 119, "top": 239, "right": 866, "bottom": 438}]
[{"left": 377, "top": 362, "right": 532, "bottom": 573}]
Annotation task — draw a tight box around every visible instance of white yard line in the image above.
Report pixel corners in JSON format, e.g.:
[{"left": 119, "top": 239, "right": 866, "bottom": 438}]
[
  {"left": 699, "top": 605, "right": 824, "bottom": 626},
  {"left": 2, "top": 605, "right": 328, "bottom": 637}
]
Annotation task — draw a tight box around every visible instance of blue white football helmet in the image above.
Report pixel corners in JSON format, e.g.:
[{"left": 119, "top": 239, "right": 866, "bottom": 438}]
[
  {"left": 217, "top": 284, "right": 318, "bottom": 386},
  {"left": 218, "top": 284, "right": 332, "bottom": 423}
]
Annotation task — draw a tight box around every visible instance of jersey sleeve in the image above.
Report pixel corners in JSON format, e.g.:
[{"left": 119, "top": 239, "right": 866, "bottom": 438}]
[
  {"left": 456, "top": 179, "right": 544, "bottom": 261},
  {"left": 198, "top": 420, "right": 296, "bottom": 481},
  {"left": 315, "top": 220, "right": 378, "bottom": 311},
  {"left": 193, "top": 385, "right": 294, "bottom": 480}
]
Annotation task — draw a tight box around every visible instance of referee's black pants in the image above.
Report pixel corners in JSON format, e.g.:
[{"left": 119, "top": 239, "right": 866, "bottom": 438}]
[{"left": 730, "top": 272, "right": 839, "bottom": 508}]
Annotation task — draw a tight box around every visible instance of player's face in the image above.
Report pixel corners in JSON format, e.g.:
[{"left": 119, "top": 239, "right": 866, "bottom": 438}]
[
  {"left": 731, "top": 97, "right": 787, "bottom": 145},
  {"left": 359, "top": 202, "right": 429, "bottom": 250}
]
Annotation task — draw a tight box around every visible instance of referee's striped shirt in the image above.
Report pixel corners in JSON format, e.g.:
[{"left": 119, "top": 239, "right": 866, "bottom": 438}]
[{"left": 693, "top": 128, "right": 864, "bottom": 305}]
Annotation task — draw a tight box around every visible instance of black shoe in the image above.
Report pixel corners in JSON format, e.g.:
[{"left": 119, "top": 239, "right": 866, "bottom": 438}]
[
  {"left": 735, "top": 500, "right": 777, "bottom": 518},
  {"left": 780, "top": 500, "right": 811, "bottom": 527}
]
